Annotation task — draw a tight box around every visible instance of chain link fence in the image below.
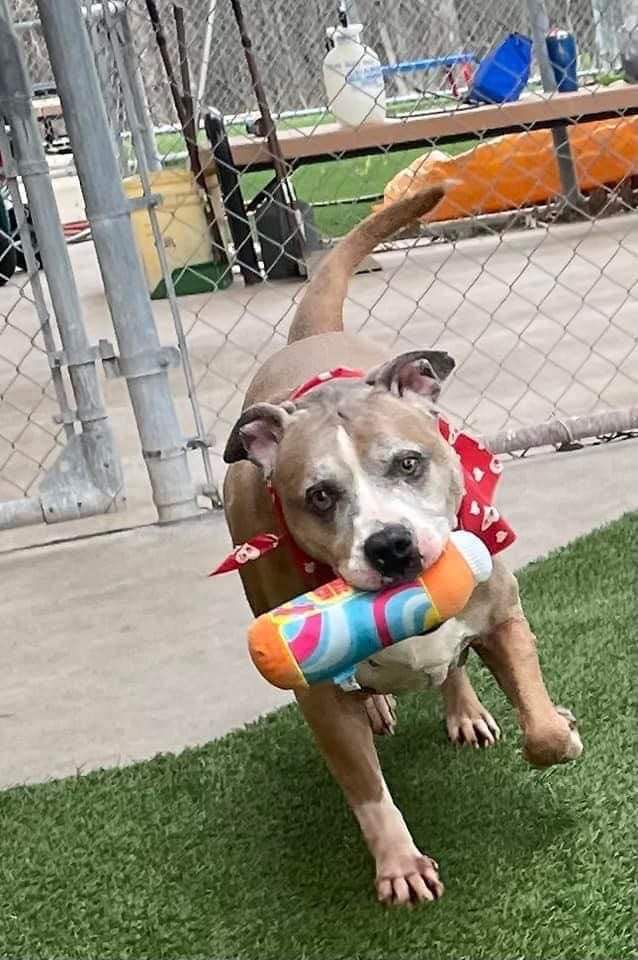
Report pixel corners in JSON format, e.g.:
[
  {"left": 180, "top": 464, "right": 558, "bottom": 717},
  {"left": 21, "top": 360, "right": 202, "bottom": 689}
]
[
  {"left": 2, "top": 0, "right": 637, "bottom": 525},
  {"left": 0, "top": 31, "right": 124, "bottom": 534},
  {"left": 0, "top": 151, "right": 64, "bottom": 502},
  {"left": 87, "top": 0, "right": 623, "bottom": 121},
  {"left": 119, "top": 0, "right": 637, "bottom": 464}
]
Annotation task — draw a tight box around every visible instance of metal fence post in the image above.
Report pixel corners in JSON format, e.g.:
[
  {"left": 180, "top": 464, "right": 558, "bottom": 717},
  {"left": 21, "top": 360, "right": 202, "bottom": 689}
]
[
  {"left": 105, "top": 6, "right": 222, "bottom": 508},
  {"left": 87, "top": 12, "right": 128, "bottom": 178},
  {"left": 526, "top": 0, "right": 583, "bottom": 212},
  {"left": 35, "top": 0, "right": 201, "bottom": 525},
  {"left": 195, "top": 0, "right": 217, "bottom": 123},
  {"left": 118, "top": 9, "right": 163, "bottom": 173},
  {"left": 592, "top": 0, "right": 623, "bottom": 67},
  {"left": 0, "top": 0, "right": 125, "bottom": 528}
]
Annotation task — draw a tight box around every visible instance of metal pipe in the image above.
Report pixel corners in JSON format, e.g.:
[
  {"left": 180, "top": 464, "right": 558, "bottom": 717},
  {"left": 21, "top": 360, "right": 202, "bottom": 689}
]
[
  {"left": 0, "top": 496, "right": 43, "bottom": 530},
  {"left": 591, "top": 0, "right": 623, "bottom": 68},
  {"left": 88, "top": 12, "right": 127, "bottom": 177},
  {"left": 143, "top": 0, "right": 225, "bottom": 263},
  {"left": 0, "top": 0, "right": 124, "bottom": 506},
  {"left": 526, "top": 0, "right": 583, "bottom": 212},
  {"left": 483, "top": 407, "right": 638, "bottom": 455},
  {"left": 195, "top": 0, "right": 217, "bottom": 124},
  {"left": 108, "top": 1, "right": 221, "bottom": 507},
  {"left": 0, "top": 456, "right": 120, "bottom": 529},
  {"left": 117, "top": 9, "right": 162, "bottom": 172},
  {"left": 204, "top": 108, "right": 261, "bottom": 285},
  {"left": 36, "top": 0, "right": 200, "bottom": 524},
  {"left": 228, "top": 0, "right": 305, "bottom": 274}
]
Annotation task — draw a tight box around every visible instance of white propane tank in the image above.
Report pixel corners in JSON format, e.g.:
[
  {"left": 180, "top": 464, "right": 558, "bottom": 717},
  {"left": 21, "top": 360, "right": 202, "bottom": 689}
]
[{"left": 322, "top": 23, "right": 386, "bottom": 127}]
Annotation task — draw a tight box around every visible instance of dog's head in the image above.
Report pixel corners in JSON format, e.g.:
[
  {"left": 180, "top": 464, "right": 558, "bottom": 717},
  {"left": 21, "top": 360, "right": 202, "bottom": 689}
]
[{"left": 224, "top": 350, "right": 464, "bottom": 590}]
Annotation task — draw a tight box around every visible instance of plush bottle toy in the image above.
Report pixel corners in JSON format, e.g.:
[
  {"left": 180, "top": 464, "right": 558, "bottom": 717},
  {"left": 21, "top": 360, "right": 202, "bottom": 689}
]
[{"left": 247, "top": 530, "right": 492, "bottom": 690}]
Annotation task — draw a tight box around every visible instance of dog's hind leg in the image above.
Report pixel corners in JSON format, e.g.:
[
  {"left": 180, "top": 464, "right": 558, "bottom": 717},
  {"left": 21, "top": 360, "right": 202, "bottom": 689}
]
[{"left": 296, "top": 683, "right": 443, "bottom": 906}]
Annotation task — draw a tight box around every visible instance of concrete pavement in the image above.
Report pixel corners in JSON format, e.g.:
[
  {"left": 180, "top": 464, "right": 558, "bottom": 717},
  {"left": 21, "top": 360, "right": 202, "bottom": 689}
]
[
  {"left": 1, "top": 438, "right": 636, "bottom": 789},
  {"left": 2, "top": 211, "right": 636, "bottom": 552}
]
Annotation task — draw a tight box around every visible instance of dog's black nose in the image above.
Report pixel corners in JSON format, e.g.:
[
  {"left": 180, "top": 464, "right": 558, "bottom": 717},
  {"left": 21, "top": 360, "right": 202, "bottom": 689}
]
[{"left": 364, "top": 524, "right": 418, "bottom": 578}]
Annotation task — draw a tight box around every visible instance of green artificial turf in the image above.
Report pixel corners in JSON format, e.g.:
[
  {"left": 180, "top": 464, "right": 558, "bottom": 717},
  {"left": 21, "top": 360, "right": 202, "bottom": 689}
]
[
  {"left": 151, "top": 114, "right": 475, "bottom": 237},
  {"left": 235, "top": 135, "right": 473, "bottom": 237},
  {"left": 1, "top": 514, "right": 634, "bottom": 960}
]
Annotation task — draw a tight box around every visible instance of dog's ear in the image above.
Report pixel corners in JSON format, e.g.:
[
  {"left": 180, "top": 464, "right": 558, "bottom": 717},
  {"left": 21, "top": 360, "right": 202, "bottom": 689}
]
[
  {"left": 366, "top": 349, "right": 455, "bottom": 403},
  {"left": 224, "top": 402, "right": 295, "bottom": 476}
]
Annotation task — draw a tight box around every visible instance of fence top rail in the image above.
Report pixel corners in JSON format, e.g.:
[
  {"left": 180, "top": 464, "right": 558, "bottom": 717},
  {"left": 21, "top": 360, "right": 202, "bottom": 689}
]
[{"left": 207, "top": 84, "right": 638, "bottom": 171}]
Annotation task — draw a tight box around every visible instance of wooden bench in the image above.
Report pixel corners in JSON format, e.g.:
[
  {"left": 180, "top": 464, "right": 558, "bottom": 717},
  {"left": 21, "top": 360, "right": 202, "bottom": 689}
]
[
  {"left": 221, "top": 85, "right": 638, "bottom": 172},
  {"left": 197, "top": 84, "right": 638, "bottom": 281}
]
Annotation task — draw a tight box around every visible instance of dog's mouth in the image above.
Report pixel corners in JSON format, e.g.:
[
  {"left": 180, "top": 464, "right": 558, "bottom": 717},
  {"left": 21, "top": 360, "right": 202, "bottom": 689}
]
[
  {"left": 339, "top": 555, "right": 425, "bottom": 592},
  {"left": 334, "top": 522, "right": 448, "bottom": 592},
  {"left": 381, "top": 558, "right": 424, "bottom": 586}
]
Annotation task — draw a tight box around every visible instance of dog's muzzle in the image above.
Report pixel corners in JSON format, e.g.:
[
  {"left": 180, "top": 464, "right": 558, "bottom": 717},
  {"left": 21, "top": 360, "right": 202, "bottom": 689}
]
[{"left": 363, "top": 524, "right": 421, "bottom": 580}]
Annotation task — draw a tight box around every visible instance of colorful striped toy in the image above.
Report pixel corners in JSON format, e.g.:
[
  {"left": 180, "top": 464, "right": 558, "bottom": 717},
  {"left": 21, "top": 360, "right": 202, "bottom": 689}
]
[{"left": 247, "top": 531, "right": 492, "bottom": 690}]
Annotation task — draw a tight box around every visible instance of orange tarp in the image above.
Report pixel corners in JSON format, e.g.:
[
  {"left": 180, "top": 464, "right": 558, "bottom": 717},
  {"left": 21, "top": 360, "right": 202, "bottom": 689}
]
[{"left": 377, "top": 117, "right": 638, "bottom": 222}]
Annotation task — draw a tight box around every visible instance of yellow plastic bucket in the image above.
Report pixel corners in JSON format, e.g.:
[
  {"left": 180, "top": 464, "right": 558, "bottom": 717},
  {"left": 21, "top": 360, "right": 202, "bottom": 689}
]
[{"left": 123, "top": 168, "right": 231, "bottom": 298}]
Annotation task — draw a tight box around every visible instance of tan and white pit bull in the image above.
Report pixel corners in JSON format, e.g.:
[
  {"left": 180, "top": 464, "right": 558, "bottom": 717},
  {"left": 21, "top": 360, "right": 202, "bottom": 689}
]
[{"left": 222, "top": 185, "right": 582, "bottom": 906}]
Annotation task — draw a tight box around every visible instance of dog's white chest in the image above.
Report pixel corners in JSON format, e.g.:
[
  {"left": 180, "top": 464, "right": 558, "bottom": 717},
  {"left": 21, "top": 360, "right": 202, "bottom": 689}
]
[{"left": 355, "top": 617, "right": 475, "bottom": 693}]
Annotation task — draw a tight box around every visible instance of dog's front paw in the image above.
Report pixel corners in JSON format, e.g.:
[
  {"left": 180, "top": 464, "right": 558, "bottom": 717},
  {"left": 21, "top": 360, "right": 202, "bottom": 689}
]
[{"left": 375, "top": 847, "right": 444, "bottom": 906}]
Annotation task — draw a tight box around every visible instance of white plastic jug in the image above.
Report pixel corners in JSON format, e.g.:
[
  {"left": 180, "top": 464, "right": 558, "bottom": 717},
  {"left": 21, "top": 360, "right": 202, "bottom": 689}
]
[{"left": 322, "top": 24, "right": 386, "bottom": 127}]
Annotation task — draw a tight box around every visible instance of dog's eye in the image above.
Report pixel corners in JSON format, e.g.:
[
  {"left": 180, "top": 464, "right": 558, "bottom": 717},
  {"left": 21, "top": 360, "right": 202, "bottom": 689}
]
[
  {"left": 400, "top": 456, "right": 419, "bottom": 475},
  {"left": 306, "top": 484, "right": 338, "bottom": 515},
  {"left": 395, "top": 452, "right": 423, "bottom": 477}
]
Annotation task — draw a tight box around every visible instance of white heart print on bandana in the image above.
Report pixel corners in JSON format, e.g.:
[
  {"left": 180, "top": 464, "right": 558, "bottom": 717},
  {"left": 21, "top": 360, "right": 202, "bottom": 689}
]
[
  {"left": 481, "top": 505, "right": 500, "bottom": 531},
  {"left": 234, "top": 543, "right": 262, "bottom": 564}
]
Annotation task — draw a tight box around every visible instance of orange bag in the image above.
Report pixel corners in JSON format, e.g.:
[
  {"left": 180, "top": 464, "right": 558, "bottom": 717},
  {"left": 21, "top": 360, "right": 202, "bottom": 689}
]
[{"left": 378, "top": 117, "right": 638, "bottom": 222}]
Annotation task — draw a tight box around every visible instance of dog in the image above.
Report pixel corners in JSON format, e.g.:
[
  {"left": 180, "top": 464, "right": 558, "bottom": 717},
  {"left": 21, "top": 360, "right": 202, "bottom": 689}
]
[{"left": 221, "top": 184, "right": 582, "bottom": 906}]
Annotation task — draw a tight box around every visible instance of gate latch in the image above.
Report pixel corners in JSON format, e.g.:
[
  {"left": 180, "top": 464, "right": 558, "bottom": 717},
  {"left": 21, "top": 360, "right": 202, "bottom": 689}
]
[{"left": 98, "top": 339, "right": 181, "bottom": 380}]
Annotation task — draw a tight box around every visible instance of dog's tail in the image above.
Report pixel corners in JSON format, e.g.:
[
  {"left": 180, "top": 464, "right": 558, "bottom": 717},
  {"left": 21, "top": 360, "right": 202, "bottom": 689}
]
[{"left": 287, "top": 184, "right": 446, "bottom": 345}]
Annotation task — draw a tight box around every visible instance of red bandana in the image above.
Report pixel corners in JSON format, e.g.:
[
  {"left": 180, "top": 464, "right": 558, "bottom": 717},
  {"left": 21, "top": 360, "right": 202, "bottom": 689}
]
[{"left": 211, "top": 368, "right": 515, "bottom": 581}]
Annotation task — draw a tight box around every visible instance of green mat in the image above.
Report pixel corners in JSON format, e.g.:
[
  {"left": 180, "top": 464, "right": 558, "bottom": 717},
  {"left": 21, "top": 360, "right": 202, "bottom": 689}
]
[
  {"left": 150, "top": 260, "right": 233, "bottom": 300},
  {"left": 1, "top": 514, "right": 634, "bottom": 960}
]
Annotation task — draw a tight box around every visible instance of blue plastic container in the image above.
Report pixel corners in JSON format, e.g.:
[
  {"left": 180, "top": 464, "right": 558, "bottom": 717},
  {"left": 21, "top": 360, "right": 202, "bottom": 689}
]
[
  {"left": 468, "top": 33, "right": 532, "bottom": 104},
  {"left": 546, "top": 31, "right": 578, "bottom": 92}
]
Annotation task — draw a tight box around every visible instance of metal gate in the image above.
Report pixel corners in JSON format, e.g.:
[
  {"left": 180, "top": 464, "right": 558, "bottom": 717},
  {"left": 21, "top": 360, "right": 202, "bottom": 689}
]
[
  {"left": 0, "top": 0, "right": 209, "bottom": 531},
  {"left": 0, "top": 3, "right": 124, "bottom": 530}
]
